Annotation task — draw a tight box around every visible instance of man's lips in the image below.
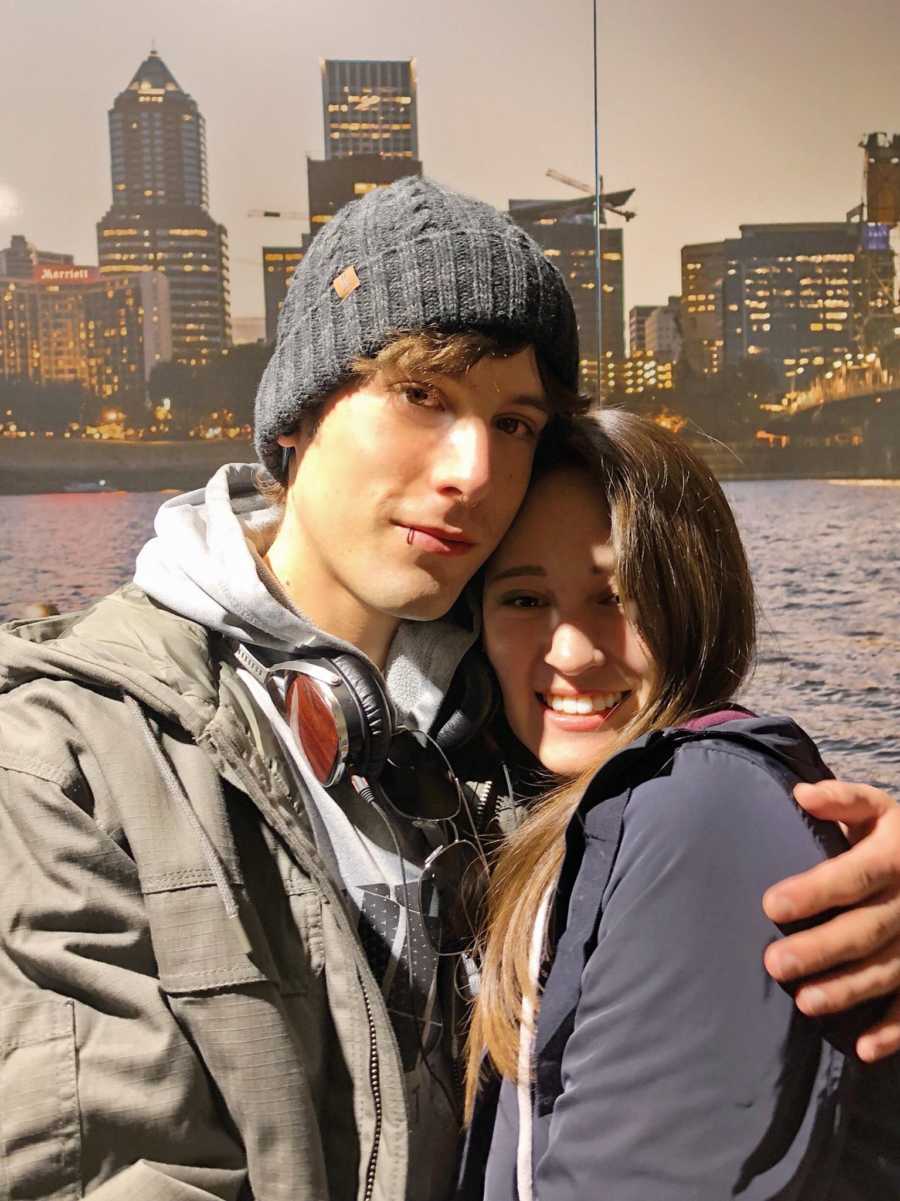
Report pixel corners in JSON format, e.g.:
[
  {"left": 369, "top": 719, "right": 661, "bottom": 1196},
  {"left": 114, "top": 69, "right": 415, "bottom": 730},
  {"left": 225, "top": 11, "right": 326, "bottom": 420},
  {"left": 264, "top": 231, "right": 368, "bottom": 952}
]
[{"left": 400, "top": 524, "right": 478, "bottom": 556}]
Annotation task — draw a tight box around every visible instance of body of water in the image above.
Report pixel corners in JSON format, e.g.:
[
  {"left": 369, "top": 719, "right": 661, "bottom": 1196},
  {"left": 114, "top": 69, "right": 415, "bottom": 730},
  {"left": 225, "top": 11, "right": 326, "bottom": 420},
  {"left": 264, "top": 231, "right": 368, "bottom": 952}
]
[{"left": 0, "top": 479, "right": 897, "bottom": 792}]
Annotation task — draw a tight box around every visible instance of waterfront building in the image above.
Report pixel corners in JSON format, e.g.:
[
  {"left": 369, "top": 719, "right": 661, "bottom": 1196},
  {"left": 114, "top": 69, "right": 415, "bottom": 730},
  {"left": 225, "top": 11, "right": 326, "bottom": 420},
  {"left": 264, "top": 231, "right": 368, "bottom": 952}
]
[
  {"left": 722, "top": 222, "right": 894, "bottom": 391},
  {"left": 681, "top": 242, "right": 725, "bottom": 376},
  {"left": 322, "top": 59, "right": 418, "bottom": 159},
  {"left": 263, "top": 245, "right": 308, "bottom": 344},
  {"left": 508, "top": 199, "right": 625, "bottom": 395},
  {"left": 0, "top": 264, "right": 171, "bottom": 408},
  {"left": 863, "top": 132, "right": 900, "bottom": 227},
  {"left": 603, "top": 352, "right": 674, "bottom": 397},
  {"left": 645, "top": 297, "right": 682, "bottom": 362},
  {"left": 96, "top": 50, "right": 230, "bottom": 365},
  {"left": 628, "top": 305, "right": 656, "bottom": 355},
  {"left": 0, "top": 236, "right": 74, "bottom": 278}
]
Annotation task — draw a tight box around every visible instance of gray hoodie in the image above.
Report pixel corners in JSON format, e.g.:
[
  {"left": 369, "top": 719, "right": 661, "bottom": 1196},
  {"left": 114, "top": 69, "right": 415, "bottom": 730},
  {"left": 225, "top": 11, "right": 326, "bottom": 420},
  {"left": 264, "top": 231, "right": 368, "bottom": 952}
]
[{"left": 135, "top": 462, "right": 478, "bottom": 1200}]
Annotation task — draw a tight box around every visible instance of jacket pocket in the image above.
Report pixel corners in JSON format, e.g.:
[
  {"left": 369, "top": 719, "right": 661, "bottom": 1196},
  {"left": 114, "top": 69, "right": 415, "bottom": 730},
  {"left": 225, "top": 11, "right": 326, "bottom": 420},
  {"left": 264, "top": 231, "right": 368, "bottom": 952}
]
[
  {"left": 145, "top": 884, "right": 277, "bottom": 994},
  {"left": 0, "top": 996, "right": 81, "bottom": 1200}
]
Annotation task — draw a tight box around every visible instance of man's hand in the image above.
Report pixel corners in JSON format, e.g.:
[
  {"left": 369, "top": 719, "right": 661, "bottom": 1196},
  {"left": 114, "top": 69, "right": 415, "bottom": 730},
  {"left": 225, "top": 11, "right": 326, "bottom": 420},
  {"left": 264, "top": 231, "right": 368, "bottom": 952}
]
[{"left": 762, "top": 779, "right": 900, "bottom": 1062}]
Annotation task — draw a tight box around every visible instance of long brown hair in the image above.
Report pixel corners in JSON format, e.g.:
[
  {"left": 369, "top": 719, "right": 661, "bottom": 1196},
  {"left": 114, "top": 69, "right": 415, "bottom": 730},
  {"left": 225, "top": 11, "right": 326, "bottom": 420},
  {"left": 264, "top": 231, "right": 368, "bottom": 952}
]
[{"left": 465, "top": 408, "right": 757, "bottom": 1115}]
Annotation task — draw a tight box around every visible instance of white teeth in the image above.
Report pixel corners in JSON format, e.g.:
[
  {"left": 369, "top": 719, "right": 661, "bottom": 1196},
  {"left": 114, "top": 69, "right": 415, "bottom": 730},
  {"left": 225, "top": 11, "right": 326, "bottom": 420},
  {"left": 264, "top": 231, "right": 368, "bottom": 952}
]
[{"left": 543, "top": 691, "right": 625, "bottom": 714}]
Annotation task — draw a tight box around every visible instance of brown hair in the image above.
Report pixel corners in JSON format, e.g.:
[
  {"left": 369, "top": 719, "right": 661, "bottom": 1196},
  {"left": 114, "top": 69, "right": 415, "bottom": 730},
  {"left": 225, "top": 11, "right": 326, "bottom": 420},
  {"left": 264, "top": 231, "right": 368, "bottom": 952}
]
[
  {"left": 256, "top": 328, "right": 588, "bottom": 506},
  {"left": 465, "top": 408, "right": 756, "bottom": 1116}
]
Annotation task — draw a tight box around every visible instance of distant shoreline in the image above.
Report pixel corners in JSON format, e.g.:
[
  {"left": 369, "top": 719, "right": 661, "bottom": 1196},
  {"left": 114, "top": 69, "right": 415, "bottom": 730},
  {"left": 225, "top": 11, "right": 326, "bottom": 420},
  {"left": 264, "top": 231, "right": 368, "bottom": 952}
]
[
  {"left": 0, "top": 435, "right": 897, "bottom": 494},
  {"left": 0, "top": 438, "right": 256, "bottom": 495}
]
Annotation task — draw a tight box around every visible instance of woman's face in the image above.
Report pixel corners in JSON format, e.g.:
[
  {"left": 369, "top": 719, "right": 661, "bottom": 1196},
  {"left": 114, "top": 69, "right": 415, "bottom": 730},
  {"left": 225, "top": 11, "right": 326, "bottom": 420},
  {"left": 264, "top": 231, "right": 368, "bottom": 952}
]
[{"left": 482, "top": 466, "right": 657, "bottom": 777}]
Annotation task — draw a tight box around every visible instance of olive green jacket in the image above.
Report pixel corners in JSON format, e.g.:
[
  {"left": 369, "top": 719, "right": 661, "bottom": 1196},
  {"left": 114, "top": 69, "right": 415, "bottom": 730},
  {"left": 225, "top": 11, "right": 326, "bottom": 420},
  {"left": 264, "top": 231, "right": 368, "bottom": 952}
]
[{"left": 0, "top": 586, "right": 502, "bottom": 1200}]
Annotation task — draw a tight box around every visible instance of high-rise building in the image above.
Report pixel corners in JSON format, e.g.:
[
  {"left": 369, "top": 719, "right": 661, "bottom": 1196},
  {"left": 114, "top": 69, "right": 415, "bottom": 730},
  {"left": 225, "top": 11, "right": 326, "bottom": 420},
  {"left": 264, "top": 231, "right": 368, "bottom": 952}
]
[
  {"left": 721, "top": 222, "right": 894, "bottom": 390},
  {"left": 628, "top": 306, "right": 656, "bottom": 355},
  {"left": 307, "top": 154, "right": 422, "bottom": 229},
  {"left": 263, "top": 156, "right": 424, "bottom": 342},
  {"left": 863, "top": 133, "right": 900, "bottom": 227},
  {"left": 322, "top": 59, "right": 418, "bottom": 159},
  {"left": 96, "top": 50, "right": 230, "bottom": 364},
  {"left": 262, "top": 245, "right": 308, "bottom": 344},
  {"left": 681, "top": 243, "right": 725, "bottom": 376},
  {"left": 646, "top": 297, "right": 682, "bottom": 363},
  {"left": 0, "top": 255, "right": 171, "bottom": 406},
  {"left": 508, "top": 199, "right": 625, "bottom": 396},
  {"left": 0, "top": 236, "right": 74, "bottom": 279},
  {"left": 604, "top": 352, "right": 675, "bottom": 397}
]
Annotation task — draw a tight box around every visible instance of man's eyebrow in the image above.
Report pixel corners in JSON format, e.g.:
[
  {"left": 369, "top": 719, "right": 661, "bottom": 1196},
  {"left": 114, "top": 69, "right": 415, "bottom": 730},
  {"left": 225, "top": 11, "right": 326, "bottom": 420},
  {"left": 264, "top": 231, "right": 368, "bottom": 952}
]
[{"left": 487, "top": 564, "right": 546, "bottom": 583}]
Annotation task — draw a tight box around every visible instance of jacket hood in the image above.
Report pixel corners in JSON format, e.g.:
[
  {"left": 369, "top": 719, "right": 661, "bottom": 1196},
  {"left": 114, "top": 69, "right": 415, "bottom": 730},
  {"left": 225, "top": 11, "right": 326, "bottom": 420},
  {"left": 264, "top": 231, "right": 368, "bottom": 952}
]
[{"left": 1, "top": 464, "right": 478, "bottom": 734}]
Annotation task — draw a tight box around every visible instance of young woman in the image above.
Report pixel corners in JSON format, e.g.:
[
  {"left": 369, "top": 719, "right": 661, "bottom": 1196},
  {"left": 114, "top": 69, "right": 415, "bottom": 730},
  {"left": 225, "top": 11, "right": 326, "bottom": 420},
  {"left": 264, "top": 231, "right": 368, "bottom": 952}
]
[{"left": 462, "top": 410, "right": 899, "bottom": 1200}]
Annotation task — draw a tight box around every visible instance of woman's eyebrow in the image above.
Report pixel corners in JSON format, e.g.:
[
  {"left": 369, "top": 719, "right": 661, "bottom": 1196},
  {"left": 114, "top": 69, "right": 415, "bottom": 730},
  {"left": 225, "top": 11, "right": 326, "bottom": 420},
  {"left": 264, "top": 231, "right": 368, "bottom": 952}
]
[{"left": 486, "top": 564, "right": 546, "bottom": 583}]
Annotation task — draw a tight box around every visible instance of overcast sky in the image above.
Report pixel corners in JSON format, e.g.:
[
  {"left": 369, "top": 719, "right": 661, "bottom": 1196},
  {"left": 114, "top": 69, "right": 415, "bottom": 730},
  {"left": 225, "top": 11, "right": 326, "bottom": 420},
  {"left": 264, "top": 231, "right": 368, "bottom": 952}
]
[{"left": 2, "top": 0, "right": 898, "bottom": 323}]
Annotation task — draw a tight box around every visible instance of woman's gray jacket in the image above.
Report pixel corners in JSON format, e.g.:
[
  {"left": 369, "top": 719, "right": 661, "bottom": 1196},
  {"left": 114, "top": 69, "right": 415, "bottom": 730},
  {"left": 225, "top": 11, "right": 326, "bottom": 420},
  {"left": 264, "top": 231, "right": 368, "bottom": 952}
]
[{"left": 463, "top": 717, "right": 900, "bottom": 1200}]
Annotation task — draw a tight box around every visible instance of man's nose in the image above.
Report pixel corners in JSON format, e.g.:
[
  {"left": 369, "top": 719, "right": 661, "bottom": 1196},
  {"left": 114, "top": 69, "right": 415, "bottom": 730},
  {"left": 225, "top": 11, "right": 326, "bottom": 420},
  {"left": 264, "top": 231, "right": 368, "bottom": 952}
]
[
  {"left": 545, "top": 622, "right": 605, "bottom": 676},
  {"left": 431, "top": 418, "right": 492, "bottom": 505}
]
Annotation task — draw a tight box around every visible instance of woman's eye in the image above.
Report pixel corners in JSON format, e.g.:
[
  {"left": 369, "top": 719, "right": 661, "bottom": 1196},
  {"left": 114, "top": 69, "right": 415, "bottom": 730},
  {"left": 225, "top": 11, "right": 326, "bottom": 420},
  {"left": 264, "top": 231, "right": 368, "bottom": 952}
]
[
  {"left": 500, "top": 593, "right": 546, "bottom": 609},
  {"left": 494, "top": 415, "right": 536, "bottom": 439}
]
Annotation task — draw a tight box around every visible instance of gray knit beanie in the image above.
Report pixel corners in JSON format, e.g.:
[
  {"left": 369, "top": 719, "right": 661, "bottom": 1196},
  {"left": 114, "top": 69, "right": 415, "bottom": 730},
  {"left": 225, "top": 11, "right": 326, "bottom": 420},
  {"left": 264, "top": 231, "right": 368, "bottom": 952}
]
[{"left": 253, "top": 176, "right": 579, "bottom": 479}]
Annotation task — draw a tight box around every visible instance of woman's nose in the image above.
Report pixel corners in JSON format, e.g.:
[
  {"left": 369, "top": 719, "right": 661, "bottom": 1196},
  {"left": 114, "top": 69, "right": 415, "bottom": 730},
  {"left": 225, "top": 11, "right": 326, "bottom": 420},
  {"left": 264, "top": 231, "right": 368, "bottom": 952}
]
[{"left": 544, "top": 622, "right": 605, "bottom": 676}]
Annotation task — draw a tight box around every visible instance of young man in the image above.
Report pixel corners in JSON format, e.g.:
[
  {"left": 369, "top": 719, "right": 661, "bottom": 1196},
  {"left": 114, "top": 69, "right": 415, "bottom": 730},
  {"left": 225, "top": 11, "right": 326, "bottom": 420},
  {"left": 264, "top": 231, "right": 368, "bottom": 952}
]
[{"left": 0, "top": 177, "right": 897, "bottom": 1201}]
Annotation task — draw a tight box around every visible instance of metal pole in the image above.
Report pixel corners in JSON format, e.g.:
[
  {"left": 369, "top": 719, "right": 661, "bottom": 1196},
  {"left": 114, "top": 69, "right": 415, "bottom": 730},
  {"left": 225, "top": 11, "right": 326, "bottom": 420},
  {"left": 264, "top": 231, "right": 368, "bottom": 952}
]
[{"left": 592, "top": 0, "right": 604, "bottom": 402}]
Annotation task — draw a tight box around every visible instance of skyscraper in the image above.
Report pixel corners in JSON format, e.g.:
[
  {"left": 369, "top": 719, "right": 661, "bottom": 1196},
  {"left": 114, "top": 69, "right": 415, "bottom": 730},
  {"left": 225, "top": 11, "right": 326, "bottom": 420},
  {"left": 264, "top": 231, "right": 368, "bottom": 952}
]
[
  {"left": 628, "top": 305, "right": 656, "bottom": 355},
  {"left": 96, "top": 50, "right": 230, "bottom": 365},
  {"left": 721, "top": 222, "right": 894, "bottom": 390},
  {"left": 863, "top": 132, "right": 900, "bottom": 227},
  {"left": 322, "top": 60, "right": 418, "bottom": 159},
  {"left": 509, "top": 199, "right": 625, "bottom": 396},
  {"left": 680, "top": 243, "right": 725, "bottom": 376}
]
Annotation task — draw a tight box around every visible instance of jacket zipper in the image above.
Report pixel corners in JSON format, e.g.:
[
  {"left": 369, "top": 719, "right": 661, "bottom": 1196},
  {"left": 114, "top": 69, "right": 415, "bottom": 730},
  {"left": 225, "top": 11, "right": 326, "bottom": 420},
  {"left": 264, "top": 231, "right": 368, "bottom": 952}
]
[
  {"left": 361, "top": 980, "right": 383, "bottom": 1201},
  {"left": 206, "top": 726, "right": 394, "bottom": 1201}
]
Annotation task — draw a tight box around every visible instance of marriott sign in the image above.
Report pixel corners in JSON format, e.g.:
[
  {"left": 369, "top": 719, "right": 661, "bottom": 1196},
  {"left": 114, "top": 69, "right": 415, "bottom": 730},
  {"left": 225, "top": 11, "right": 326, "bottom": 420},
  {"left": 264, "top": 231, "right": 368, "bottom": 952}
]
[{"left": 33, "top": 264, "right": 101, "bottom": 285}]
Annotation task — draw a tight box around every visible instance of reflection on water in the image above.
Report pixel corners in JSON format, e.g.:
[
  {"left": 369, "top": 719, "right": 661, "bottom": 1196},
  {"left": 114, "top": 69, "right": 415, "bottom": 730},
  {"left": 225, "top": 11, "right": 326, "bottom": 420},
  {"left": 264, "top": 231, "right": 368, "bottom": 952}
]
[
  {"left": 727, "top": 480, "right": 899, "bottom": 793},
  {"left": 0, "top": 480, "right": 897, "bottom": 791}
]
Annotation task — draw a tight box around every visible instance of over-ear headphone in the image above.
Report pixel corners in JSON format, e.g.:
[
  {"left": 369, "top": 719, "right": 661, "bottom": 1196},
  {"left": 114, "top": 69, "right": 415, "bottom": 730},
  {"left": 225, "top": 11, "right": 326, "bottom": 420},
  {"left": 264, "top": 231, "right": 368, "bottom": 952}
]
[{"left": 281, "top": 648, "right": 498, "bottom": 787}]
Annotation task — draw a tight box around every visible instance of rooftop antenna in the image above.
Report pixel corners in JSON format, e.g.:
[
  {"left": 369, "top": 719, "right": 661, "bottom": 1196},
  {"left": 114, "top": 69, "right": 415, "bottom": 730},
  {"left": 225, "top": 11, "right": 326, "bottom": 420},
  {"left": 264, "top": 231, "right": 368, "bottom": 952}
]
[{"left": 592, "top": 0, "right": 603, "bottom": 401}]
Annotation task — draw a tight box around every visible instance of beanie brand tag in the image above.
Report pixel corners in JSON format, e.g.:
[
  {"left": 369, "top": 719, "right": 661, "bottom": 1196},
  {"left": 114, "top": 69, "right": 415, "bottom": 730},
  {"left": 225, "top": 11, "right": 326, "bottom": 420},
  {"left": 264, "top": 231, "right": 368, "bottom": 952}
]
[{"left": 332, "top": 265, "right": 360, "bottom": 300}]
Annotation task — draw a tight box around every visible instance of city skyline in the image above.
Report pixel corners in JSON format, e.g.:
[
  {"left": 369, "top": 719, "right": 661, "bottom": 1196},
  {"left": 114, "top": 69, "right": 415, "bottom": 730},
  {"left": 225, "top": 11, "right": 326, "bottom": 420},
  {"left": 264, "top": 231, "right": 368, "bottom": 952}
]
[{"left": 2, "top": 0, "right": 899, "bottom": 323}]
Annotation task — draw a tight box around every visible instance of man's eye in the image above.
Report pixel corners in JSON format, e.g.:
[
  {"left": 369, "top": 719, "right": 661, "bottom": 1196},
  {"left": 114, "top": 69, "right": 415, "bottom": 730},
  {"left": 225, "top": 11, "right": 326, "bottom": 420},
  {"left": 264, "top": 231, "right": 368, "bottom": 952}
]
[
  {"left": 495, "top": 415, "right": 538, "bottom": 439},
  {"left": 398, "top": 383, "right": 439, "bottom": 408}
]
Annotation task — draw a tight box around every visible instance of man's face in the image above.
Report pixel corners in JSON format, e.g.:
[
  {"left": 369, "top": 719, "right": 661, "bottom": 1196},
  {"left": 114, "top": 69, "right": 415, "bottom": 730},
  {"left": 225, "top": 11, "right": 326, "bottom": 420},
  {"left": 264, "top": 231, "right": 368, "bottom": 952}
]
[{"left": 278, "top": 346, "right": 550, "bottom": 627}]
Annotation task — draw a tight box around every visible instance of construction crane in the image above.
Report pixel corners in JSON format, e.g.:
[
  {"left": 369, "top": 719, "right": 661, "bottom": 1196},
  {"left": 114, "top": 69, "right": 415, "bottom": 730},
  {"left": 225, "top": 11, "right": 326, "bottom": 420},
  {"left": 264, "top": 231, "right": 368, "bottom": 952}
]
[
  {"left": 247, "top": 209, "right": 307, "bottom": 221},
  {"left": 545, "top": 168, "right": 636, "bottom": 222}
]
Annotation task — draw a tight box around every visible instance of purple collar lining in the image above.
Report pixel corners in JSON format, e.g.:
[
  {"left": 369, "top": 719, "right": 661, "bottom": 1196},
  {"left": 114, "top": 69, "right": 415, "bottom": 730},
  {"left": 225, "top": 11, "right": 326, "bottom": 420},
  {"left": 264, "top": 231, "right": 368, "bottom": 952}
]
[{"left": 680, "top": 705, "right": 755, "bottom": 732}]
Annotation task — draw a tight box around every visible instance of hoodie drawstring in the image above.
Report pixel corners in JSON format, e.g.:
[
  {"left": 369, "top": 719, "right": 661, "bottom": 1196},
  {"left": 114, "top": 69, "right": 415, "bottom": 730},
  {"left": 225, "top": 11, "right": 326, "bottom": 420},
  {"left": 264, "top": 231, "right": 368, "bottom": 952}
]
[{"left": 124, "top": 694, "right": 252, "bottom": 956}]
